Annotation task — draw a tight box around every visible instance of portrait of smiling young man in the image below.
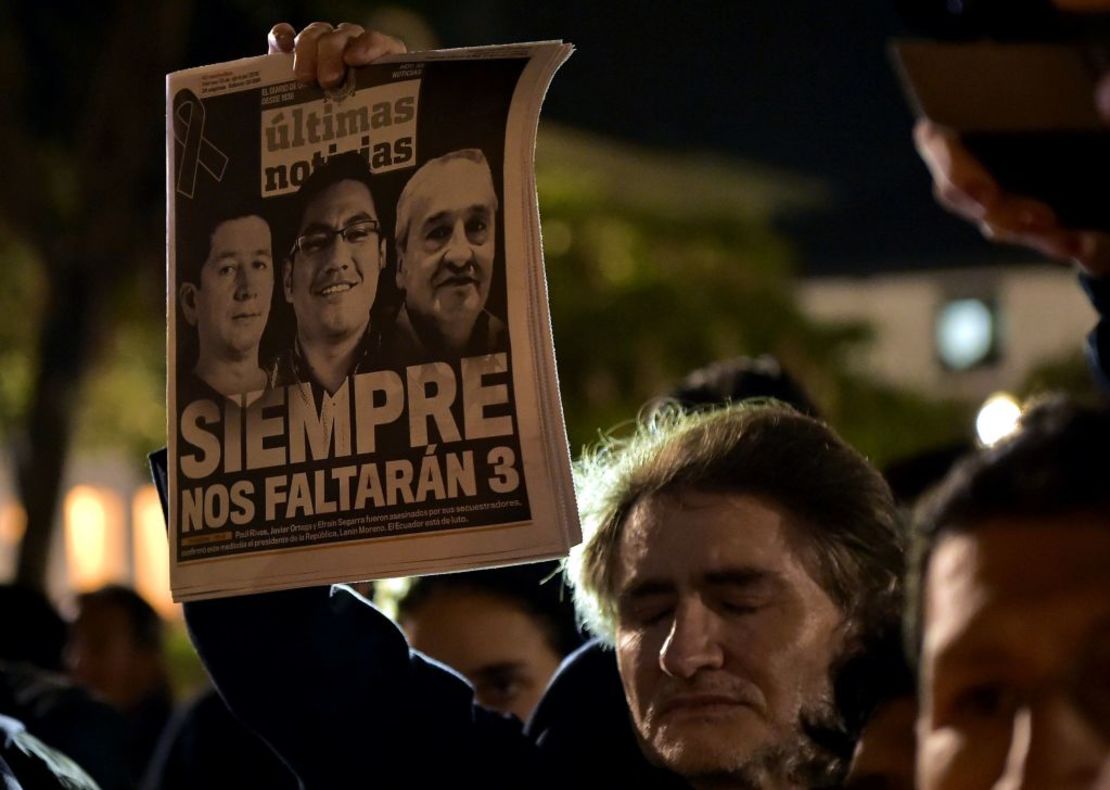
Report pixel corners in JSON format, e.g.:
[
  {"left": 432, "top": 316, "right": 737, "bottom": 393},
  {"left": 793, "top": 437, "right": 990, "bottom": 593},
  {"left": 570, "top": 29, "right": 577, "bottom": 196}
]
[
  {"left": 392, "top": 148, "right": 507, "bottom": 362},
  {"left": 269, "top": 151, "right": 387, "bottom": 394}
]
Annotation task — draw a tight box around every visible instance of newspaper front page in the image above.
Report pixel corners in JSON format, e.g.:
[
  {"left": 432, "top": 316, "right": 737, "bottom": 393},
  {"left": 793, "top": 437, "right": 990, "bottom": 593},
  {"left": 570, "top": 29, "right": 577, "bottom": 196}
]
[{"left": 166, "top": 43, "right": 577, "bottom": 601}]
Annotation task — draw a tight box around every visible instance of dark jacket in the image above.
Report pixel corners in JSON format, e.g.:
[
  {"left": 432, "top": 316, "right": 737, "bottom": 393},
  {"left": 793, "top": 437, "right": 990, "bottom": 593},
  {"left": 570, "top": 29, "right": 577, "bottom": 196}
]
[
  {"left": 1080, "top": 273, "right": 1110, "bottom": 393},
  {"left": 184, "top": 585, "right": 686, "bottom": 789}
]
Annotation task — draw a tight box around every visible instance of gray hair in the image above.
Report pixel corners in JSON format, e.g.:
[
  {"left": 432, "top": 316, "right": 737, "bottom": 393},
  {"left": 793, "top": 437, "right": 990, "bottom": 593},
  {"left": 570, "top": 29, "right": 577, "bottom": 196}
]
[
  {"left": 567, "top": 401, "right": 904, "bottom": 646},
  {"left": 394, "top": 149, "right": 498, "bottom": 252}
]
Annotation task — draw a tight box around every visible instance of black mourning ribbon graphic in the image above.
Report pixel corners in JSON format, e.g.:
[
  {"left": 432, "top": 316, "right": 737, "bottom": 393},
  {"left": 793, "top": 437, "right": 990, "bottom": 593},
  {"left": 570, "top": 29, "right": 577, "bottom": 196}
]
[{"left": 173, "top": 89, "right": 229, "bottom": 198}]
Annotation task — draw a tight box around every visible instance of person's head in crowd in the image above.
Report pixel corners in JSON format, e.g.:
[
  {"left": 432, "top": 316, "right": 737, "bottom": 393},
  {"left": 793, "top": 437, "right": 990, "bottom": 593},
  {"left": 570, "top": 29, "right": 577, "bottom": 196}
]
[
  {"left": 659, "top": 354, "right": 821, "bottom": 418},
  {"left": 65, "top": 585, "right": 169, "bottom": 713},
  {"left": 839, "top": 625, "right": 918, "bottom": 790},
  {"left": 392, "top": 563, "right": 581, "bottom": 722},
  {"left": 285, "top": 151, "right": 386, "bottom": 381},
  {"left": 178, "top": 201, "right": 273, "bottom": 398},
  {"left": 883, "top": 442, "right": 972, "bottom": 509},
  {"left": 0, "top": 584, "right": 67, "bottom": 672},
  {"left": 910, "top": 397, "right": 1110, "bottom": 789},
  {"left": 394, "top": 149, "right": 499, "bottom": 356},
  {"left": 568, "top": 401, "right": 904, "bottom": 787}
]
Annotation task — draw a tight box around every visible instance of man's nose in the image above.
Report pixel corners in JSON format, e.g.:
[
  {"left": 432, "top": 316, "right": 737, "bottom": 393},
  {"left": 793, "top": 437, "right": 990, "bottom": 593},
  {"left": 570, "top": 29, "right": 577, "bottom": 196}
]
[
  {"left": 1000, "top": 695, "right": 1106, "bottom": 790},
  {"left": 234, "top": 266, "right": 256, "bottom": 299},
  {"left": 659, "top": 598, "right": 725, "bottom": 679},
  {"left": 442, "top": 221, "right": 473, "bottom": 268},
  {"left": 320, "top": 234, "right": 354, "bottom": 274}
]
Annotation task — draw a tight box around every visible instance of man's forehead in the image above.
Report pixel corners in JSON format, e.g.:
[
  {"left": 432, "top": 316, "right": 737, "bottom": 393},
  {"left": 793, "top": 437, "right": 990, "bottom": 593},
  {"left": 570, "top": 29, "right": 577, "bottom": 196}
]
[
  {"left": 614, "top": 490, "right": 800, "bottom": 590},
  {"left": 208, "top": 215, "right": 271, "bottom": 253},
  {"left": 301, "top": 179, "right": 377, "bottom": 227},
  {"left": 923, "top": 518, "right": 1110, "bottom": 664},
  {"left": 409, "top": 161, "right": 496, "bottom": 221},
  {"left": 929, "top": 516, "right": 1110, "bottom": 596}
]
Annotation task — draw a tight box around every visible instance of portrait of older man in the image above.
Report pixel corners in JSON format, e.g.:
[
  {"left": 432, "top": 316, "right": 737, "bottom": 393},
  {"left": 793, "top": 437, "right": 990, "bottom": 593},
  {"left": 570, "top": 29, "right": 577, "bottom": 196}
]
[
  {"left": 392, "top": 148, "right": 507, "bottom": 362},
  {"left": 269, "top": 151, "right": 387, "bottom": 394},
  {"left": 178, "top": 207, "right": 273, "bottom": 404}
]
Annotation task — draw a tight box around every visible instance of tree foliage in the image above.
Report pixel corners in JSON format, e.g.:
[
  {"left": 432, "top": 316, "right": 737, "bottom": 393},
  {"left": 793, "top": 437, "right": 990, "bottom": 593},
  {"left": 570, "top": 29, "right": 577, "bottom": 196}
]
[{"left": 538, "top": 131, "right": 971, "bottom": 464}]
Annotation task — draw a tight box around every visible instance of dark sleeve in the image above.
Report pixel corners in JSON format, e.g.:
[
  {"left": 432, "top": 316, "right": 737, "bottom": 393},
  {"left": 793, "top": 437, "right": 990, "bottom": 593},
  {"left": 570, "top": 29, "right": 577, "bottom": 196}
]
[
  {"left": 1079, "top": 273, "right": 1110, "bottom": 393},
  {"left": 526, "top": 641, "right": 683, "bottom": 788},
  {"left": 141, "top": 688, "right": 299, "bottom": 790},
  {"left": 184, "top": 585, "right": 543, "bottom": 788},
  {"left": 0, "top": 671, "right": 132, "bottom": 790}
]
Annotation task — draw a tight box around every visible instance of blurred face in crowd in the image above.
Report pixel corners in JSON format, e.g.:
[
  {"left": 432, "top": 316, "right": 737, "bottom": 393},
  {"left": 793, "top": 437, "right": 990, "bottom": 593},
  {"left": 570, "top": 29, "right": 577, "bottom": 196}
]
[
  {"left": 917, "top": 515, "right": 1110, "bottom": 789},
  {"left": 613, "top": 490, "right": 845, "bottom": 785},
  {"left": 181, "top": 215, "right": 273, "bottom": 361},
  {"left": 845, "top": 696, "right": 917, "bottom": 790},
  {"left": 401, "top": 588, "right": 563, "bottom": 722},
  {"left": 396, "top": 156, "right": 497, "bottom": 351},
  {"left": 285, "top": 179, "right": 384, "bottom": 347},
  {"left": 66, "top": 601, "right": 164, "bottom": 712}
]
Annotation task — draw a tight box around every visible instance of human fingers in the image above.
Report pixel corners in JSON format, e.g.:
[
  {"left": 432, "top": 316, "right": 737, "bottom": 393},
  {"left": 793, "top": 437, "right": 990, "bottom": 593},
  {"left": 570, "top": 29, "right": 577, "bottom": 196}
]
[
  {"left": 268, "top": 23, "right": 296, "bottom": 55},
  {"left": 1095, "top": 72, "right": 1110, "bottom": 126},
  {"left": 979, "top": 194, "right": 1061, "bottom": 239},
  {"left": 312, "top": 23, "right": 371, "bottom": 87},
  {"left": 1072, "top": 232, "right": 1110, "bottom": 278},
  {"left": 978, "top": 219, "right": 1079, "bottom": 262},
  {"left": 343, "top": 28, "right": 408, "bottom": 67},
  {"left": 292, "top": 22, "right": 336, "bottom": 84},
  {"left": 972, "top": 194, "right": 1110, "bottom": 276},
  {"left": 914, "top": 120, "right": 1000, "bottom": 220}
]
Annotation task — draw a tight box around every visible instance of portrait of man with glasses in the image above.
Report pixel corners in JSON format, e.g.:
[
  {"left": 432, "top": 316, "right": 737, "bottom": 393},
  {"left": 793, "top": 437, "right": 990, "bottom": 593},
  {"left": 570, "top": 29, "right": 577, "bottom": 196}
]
[{"left": 270, "top": 151, "right": 388, "bottom": 394}]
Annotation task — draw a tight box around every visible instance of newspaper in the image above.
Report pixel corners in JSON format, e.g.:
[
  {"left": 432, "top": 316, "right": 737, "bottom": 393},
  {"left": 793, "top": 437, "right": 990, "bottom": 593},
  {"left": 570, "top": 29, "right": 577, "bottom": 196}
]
[{"left": 166, "top": 42, "right": 578, "bottom": 601}]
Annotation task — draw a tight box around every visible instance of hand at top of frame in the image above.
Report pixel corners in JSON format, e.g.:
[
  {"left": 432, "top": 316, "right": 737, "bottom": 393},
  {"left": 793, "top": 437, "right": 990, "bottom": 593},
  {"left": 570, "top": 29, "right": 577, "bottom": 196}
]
[
  {"left": 267, "top": 21, "right": 408, "bottom": 90},
  {"left": 913, "top": 73, "right": 1110, "bottom": 278}
]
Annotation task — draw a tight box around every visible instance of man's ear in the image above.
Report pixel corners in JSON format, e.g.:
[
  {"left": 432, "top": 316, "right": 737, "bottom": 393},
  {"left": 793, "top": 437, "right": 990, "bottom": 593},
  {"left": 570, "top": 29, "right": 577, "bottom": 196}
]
[
  {"left": 378, "top": 237, "right": 387, "bottom": 271},
  {"left": 179, "top": 282, "right": 199, "bottom": 327},
  {"left": 283, "top": 258, "right": 294, "bottom": 303},
  {"left": 394, "top": 247, "right": 405, "bottom": 289}
]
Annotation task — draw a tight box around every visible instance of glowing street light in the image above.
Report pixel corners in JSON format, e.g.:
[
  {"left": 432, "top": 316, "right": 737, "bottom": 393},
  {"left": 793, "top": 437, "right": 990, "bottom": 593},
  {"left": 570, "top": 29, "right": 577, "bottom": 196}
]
[
  {"left": 975, "top": 393, "right": 1022, "bottom": 448},
  {"left": 64, "top": 486, "right": 126, "bottom": 591}
]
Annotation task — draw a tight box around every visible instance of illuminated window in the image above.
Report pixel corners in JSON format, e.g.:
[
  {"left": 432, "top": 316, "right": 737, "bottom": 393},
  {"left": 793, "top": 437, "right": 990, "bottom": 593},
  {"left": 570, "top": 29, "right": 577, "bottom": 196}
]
[
  {"left": 0, "top": 501, "right": 27, "bottom": 579},
  {"left": 132, "top": 485, "right": 177, "bottom": 619},
  {"left": 976, "top": 392, "right": 1022, "bottom": 447},
  {"left": 64, "top": 486, "right": 126, "bottom": 591},
  {"left": 935, "top": 297, "right": 1000, "bottom": 371},
  {"left": 0, "top": 502, "right": 26, "bottom": 547}
]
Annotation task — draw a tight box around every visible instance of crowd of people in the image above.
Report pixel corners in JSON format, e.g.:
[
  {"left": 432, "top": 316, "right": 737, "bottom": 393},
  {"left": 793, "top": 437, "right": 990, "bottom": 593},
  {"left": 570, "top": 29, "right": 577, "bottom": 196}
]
[{"left": 4, "top": 11, "right": 1110, "bottom": 789}]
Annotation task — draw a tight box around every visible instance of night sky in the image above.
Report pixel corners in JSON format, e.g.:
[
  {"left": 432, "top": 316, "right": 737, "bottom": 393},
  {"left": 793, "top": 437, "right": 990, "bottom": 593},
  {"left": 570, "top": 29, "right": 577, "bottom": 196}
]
[{"left": 423, "top": 0, "right": 1023, "bottom": 274}]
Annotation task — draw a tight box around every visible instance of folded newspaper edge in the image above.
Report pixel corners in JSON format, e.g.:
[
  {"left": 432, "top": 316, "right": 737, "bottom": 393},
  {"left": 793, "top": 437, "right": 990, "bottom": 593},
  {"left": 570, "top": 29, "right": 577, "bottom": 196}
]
[{"left": 166, "top": 42, "right": 578, "bottom": 601}]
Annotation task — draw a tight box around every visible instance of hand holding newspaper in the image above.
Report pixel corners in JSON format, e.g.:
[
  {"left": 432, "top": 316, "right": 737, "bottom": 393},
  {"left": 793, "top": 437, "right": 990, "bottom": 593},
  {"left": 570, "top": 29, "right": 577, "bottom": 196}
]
[{"left": 166, "top": 36, "right": 577, "bottom": 601}]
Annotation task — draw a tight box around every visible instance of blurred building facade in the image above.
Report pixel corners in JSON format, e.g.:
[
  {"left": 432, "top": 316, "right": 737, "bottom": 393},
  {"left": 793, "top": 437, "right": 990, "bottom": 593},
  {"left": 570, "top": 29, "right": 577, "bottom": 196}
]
[
  {"left": 799, "top": 263, "right": 1096, "bottom": 402},
  {"left": 0, "top": 454, "right": 174, "bottom": 618}
]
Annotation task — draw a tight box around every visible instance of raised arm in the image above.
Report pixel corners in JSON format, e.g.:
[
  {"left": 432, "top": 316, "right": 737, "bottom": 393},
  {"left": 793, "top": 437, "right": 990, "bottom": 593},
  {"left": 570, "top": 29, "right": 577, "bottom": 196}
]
[
  {"left": 183, "top": 584, "right": 534, "bottom": 785},
  {"left": 913, "top": 72, "right": 1110, "bottom": 390},
  {"left": 179, "top": 24, "right": 552, "bottom": 786}
]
